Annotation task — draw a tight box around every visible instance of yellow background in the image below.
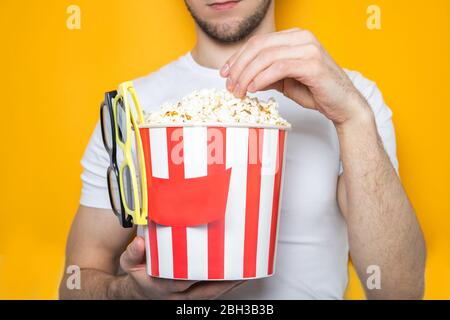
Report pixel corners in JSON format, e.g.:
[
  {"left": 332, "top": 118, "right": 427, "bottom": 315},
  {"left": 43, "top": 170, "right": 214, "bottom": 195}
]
[{"left": 0, "top": 0, "right": 449, "bottom": 299}]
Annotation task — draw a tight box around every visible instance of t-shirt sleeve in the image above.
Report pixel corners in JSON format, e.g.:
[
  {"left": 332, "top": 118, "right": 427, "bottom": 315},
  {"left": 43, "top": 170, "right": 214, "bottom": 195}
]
[
  {"left": 79, "top": 121, "right": 112, "bottom": 209},
  {"left": 339, "top": 71, "right": 399, "bottom": 175}
]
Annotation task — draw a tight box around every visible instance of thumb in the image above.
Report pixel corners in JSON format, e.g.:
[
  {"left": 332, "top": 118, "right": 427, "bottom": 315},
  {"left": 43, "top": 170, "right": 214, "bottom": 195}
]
[
  {"left": 282, "top": 79, "right": 316, "bottom": 110},
  {"left": 256, "top": 79, "right": 316, "bottom": 110},
  {"left": 120, "top": 236, "right": 146, "bottom": 272}
]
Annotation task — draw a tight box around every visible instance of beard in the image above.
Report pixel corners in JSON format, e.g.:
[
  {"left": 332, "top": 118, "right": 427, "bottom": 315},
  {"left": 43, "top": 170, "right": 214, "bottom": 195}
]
[{"left": 185, "top": 0, "right": 272, "bottom": 43}]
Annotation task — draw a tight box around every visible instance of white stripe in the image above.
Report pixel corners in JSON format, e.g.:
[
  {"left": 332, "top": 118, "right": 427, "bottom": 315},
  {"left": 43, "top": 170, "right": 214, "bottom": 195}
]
[
  {"left": 224, "top": 128, "right": 249, "bottom": 279},
  {"left": 256, "top": 129, "right": 278, "bottom": 277},
  {"left": 136, "top": 225, "right": 145, "bottom": 237},
  {"left": 156, "top": 225, "right": 173, "bottom": 278},
  {"left": 271, "top": 131, "right": 288, "bottom": 274},
  {"left": 261, "top": 129, "right": 279, "bottom": 176},
  {"left": 183, "top": 127, "right": 207, "bottom": 178},
  {"left": 182, "top": 127, "right": 208, "bottom": 279},
  {"left": 186, "top": 225, "right": 208, "bottom": 280},
  {"left": 140, "top": 225, "right": 152, "bottom": 276},
  {"left": 225, "top": 127, "right": 235, "bottom": 169},
  {"left": 149, "top": 128, "right": 169, "bottom": 179}
]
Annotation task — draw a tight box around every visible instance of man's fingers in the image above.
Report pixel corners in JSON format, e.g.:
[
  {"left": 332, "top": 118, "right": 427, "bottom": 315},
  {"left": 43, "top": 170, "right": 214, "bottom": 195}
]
[
  {"left": 151, "top": 278, "right": 199, "bottom": 293},
  {"left": 254, "top": 80, "right": 284, "bottom": 93},
  {"left": 281, "top": 79, "right": 317, "bottom": 109},
  {"left": 279, "top": 27, "right": 302, "bottom": 33},
  {"left": 251, "top": 59, "right": 319, "bottom": 92},
  {"left": 234, "top": 44, "right": 320, "bottom": 97},
  {"left": 249, "top": 61, "right": 318, "bottom": 109},
  {"left": 222, "top": 30, "right": 317, "bottom": 93},
  {"left": 220, "top": 30, "right": 290, "bottom": 78},
  {"left": 220, "top": 28, "right": 302, "bottom": 77},
  {"left": 222, "top": 29, "right": 305, "bottom": 75},
  {"left": 170, "top": 281, "right": 245, "bottom": 300},
  {"left": 120, "top": 236, "right": 146, "bottom": 272},
  {"left": 252, "top": 79, "right": 316, "bottom": 109}
]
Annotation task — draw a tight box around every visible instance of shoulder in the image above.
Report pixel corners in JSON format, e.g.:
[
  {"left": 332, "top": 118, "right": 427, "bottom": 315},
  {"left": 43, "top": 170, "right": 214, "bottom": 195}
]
[
  {"left": 344, "top": 70, "right": 399, "bottom": 172},
  {"left": 344, "top": 69, "right": 392, "bottom": 120},
  {"left": 345, "top": 69, "right": 378, "bottom": 100},
  {"left": 132, "top": 54, "right": 190, "bottom": 111}
]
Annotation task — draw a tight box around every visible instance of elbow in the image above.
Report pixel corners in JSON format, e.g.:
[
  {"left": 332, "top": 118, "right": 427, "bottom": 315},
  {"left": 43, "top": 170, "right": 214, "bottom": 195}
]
[
  {"left": 58, "top": 273, "right": 79, "bottom": 300},
  {"left": 397, "top": 214, "right": 427, "bottom": 300},
  {"left": 366, "top": 277, "right": 425, "bottom": 300},
  {"left": 414, "top": 237, "right": 427, "bottom": 300},
  {"left": 368, "top": 239, "right": 427, "bottom": 300},
  {"left": 397, "top": 234, "right": 427, "bottom": 300},
  {"left": 397, "top": 269, "right": 426, "bottom": 300},
  {"left": 411, "top": 277, "right": 426, "bottom": 300},
  {"left": 408, "top": 224, "right": 427, "bottom": 300},
  {"left": 58, "top": 281, "right": 67, "bottom": 300},
  {"left": 390, "top": 277, "right": 425, "bottom": 300},
  {"left": 58, "top": 276, "right": 71, "bottom": 300}
]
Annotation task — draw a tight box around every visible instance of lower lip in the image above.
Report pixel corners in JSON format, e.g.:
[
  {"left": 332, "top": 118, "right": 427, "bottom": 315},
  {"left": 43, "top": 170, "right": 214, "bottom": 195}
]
[{"left": 209, "top": 1, "right": 239, "bottom": 11}]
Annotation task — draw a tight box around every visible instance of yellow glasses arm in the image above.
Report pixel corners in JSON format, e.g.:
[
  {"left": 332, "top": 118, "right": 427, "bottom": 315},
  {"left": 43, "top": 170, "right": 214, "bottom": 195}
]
[
  {"left": 130, "top": 110, "right": 148, "bottom": 225},
  {"left": 113, "top": 82, "right": 148, "bottom": 225},
  {"left": 118, "top": 81, "right": 144, "bottom": 124}
]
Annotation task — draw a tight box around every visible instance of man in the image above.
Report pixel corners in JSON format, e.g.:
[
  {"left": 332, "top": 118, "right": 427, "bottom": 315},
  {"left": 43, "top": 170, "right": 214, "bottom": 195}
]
[{"left": 59, "top": 0, "right": 426, "bottom": 300}]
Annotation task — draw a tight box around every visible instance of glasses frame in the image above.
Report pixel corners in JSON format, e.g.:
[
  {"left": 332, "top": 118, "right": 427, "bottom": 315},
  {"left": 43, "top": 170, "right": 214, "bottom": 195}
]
[
  {"left": 115, "top": 82, "right": 147, "bottom": 225},
  {"left": 100, "top": 91, "right": 133, "bottom": 227},
  {"left": 100, "top": 82, "right": 148, "bottom": 227}
]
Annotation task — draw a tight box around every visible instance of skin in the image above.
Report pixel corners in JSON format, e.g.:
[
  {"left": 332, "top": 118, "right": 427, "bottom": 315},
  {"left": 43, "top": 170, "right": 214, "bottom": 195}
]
[
  {"left": 60, "top": 0, "right": 426, "bottom": 300},
  {"left": 221, "top": 27, "right": 426, "bottom": 299}
]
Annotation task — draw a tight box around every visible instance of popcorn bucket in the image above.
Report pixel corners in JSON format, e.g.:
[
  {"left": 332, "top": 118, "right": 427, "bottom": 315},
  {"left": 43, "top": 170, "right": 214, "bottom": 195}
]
[{"left": 137, "top": 124, "right": 288, "bottom": 280}]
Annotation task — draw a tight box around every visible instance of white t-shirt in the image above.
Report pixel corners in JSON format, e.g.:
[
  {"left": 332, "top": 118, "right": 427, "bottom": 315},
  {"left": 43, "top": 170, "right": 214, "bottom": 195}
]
[{"left": 80, "top": 52, "right": 399, "bottom": 300}]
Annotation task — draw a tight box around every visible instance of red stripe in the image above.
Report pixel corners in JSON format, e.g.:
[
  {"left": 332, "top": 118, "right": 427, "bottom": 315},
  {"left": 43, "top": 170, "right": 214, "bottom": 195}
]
[
  {"left": 243, "top": 128, "right": 263, "bottom": 278},
  {"left": 208, "top": 220, "right": 225, "bottom": 279},
  {"left": 148, "top": 221, "right": 159, "bottom": 276},
  {"left": 171, "top": 227, "right": 188, "bottom": 279},
  {"left": 207, "top": 127, "right": 226, "bottom": 279},
  {"left": 140, "top": 127, "right": 153, "bottom": 212},
  {"left": 140, "top": 128, "right": 160, "bottom": 276},
  {"left": 268, "top": 130, "right": 286, "bottom": 275},
  {"left": 166, "top": 127, "right": 188, "bottom": 279}
]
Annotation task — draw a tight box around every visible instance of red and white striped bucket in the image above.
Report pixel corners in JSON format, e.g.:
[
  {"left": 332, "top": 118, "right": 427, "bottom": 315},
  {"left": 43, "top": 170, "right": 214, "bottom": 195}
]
[{"left": 138, "top": 125, "right": 287, "bottom": 280}]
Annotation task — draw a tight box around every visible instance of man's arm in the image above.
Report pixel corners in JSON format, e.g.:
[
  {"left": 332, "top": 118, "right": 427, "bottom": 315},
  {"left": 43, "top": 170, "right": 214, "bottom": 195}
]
[
  {"left": 59, "top": 205, "right": 243, "bottom": 299},
  {"left": 336, "top": 113, "right": 426, "bottom": 299},
  {"left": 221, "top": 28, "right": 426, "bottom": 299},
  {"left": 59, "top": 205, "right": 140, "bottom": 299}
]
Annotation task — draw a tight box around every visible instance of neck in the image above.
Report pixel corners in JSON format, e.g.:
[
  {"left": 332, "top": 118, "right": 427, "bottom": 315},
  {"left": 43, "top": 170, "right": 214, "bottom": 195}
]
[{"left": 191, "top": 5, "right": 275, "bottom": 70}]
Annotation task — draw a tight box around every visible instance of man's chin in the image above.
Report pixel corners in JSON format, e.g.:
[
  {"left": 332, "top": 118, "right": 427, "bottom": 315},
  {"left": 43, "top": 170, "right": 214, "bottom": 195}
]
[{"left": 206, "top": 21, "right": 245, "bottom": 41}]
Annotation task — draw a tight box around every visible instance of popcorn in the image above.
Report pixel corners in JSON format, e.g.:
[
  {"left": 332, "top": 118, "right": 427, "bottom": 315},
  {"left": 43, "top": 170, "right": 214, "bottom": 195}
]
[{"left": 142, "top": 89, "right": 291, "bottom": 128}]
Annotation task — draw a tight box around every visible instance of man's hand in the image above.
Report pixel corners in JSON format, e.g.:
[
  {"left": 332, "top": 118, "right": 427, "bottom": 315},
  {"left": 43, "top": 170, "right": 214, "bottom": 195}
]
[
  {"left": 60, "top": 206, "right": 243, "bottom": 300},
  {"left": 117, "top": 236, "right": 244, "bottom": 300},
  {"left": 220, "top": 28, "right": 426, "bottom": 299},
  {"left": 221, "top": 28, "right": 372, "bottom": 127}
]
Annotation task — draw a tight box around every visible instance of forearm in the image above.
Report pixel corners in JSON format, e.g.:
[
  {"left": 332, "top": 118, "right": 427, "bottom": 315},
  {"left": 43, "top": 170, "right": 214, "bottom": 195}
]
[
  {"left": 337, "top": 110, "right": 426, "bottom": 299},
  {"left": 59, "top": 269, "right": 144, "bottom": 300}
]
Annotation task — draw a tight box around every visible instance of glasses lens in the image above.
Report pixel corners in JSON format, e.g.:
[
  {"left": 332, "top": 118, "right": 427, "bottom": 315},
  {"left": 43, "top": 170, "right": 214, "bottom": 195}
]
[
  {"left": 101, "top": 103, "right": 113, "bottom": 151},
  {"left": 116, "top": 98, "right": 127, "bottom": 144},
  {"left": 122, "top": 165, "right": 135, "bottom": 211},
  {"left": 107, "top": 169, "right": 121, "bottom": 215}
]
